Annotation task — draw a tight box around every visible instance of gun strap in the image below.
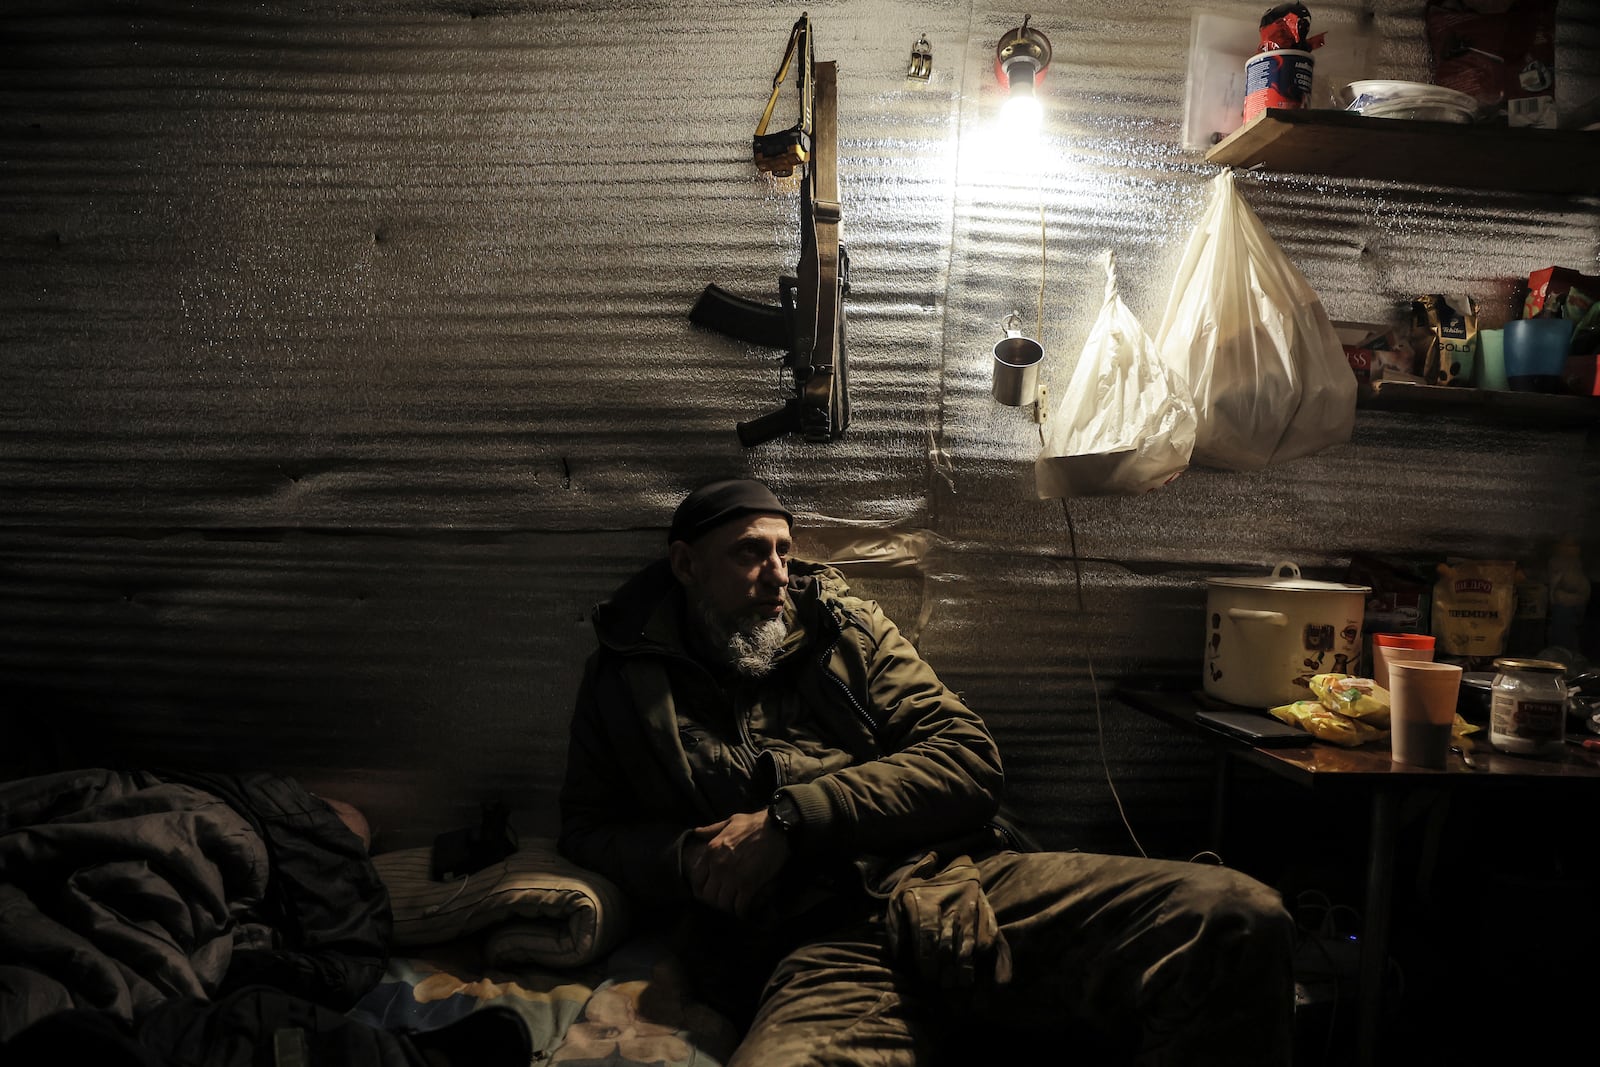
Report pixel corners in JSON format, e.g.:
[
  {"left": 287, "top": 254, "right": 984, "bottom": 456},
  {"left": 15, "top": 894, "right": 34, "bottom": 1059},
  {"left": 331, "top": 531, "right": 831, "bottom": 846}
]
[
  {"left": 811, "top": 61, "right": 840, "bottom": 243},
  {"left": 796, "top": 59, "right": 843, "bottom": 441},
  {"left": 755, "top": 15, "right": 812, "bottom": 140},
  {"left": 752, "top": 17, "right": 812, "bottom": 177}
]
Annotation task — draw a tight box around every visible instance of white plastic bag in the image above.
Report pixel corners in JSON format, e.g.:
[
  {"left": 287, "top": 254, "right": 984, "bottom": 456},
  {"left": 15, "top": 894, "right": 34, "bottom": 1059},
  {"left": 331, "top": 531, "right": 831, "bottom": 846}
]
[
  {"left": 1036, "top": 251, "right": 1197, "bottom": 498},
  {"left": 1155, "top": 169, "right": 1356, "bottom": 471}
]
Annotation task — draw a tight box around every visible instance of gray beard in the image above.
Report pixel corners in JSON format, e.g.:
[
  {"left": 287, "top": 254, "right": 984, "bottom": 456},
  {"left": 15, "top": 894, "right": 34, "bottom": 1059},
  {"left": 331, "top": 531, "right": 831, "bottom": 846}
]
[{"left": 692, "top": 599, "right": 790, "bottom": 678}]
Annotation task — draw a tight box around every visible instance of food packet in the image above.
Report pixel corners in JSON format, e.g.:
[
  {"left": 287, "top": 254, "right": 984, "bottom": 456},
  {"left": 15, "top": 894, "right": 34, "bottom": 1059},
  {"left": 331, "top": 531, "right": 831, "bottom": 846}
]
[
  {"left": 1272, "top": 699, "right": 1480, "bottom": 748},
  {"left": 1408, "top": 294, "right": 1479, "bottom": 386},
  {"left": 1425, "top": 0, "right": 1557, "bottom": 128},
  {"left": 1257, "top": 2, "right": 1324, "bottom": 52},
  {"left": 1310, "top": 673, "right": 1392, "bottom": 727},
  {"left": 1270, "top": 699, "right": 1388, "bottom": 747},
  {"left": 1432, "top": 558, "right": 1517, "bottom": 657},
  {"left": 1571, "top": 291, "right": 1600, "bottom": 358},
  {"left": 1523, "top": 266, "right": 1600, "bottom": 320},
  {"left": 1348, "top": 552, "right": 1432, "bottom": 636},
  {"left": 1336, "top": 323, "right": 1417, "bottom": 389}
]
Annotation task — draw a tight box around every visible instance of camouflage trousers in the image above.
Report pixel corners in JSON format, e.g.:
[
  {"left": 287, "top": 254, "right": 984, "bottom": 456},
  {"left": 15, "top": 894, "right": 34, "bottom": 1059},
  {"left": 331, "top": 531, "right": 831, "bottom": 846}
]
[{"left": 724, "top": 850, "right": 1295, "bottom": 1067}]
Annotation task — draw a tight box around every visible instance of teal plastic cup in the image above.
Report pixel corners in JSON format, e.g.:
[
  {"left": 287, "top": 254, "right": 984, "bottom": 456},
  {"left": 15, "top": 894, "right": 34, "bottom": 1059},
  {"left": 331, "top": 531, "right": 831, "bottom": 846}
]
[
  {"left": 1504, "top": 318, "right": 1574, "bottom": 392},
  {"left": 1478, "top": 329, "right": 1508, "bottom": 391}
]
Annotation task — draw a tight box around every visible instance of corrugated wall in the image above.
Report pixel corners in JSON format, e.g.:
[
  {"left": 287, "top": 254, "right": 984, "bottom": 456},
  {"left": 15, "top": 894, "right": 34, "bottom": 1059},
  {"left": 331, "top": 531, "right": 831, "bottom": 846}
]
[{"left": 2, "top": 0, "right": 1597, "bottom": 854}]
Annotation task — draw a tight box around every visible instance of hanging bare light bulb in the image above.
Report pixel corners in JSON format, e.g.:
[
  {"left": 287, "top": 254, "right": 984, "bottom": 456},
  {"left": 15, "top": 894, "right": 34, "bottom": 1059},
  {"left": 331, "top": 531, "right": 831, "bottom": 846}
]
[{"left": 995, "top": 15, "right": 1052, "bottom": 139}]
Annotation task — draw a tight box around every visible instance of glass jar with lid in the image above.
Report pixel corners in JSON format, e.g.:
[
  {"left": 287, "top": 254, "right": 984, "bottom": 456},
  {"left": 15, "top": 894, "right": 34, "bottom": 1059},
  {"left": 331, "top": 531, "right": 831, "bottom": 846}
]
[{"left": 1488, "top": 658, "right": 1568, "bottom": 757}]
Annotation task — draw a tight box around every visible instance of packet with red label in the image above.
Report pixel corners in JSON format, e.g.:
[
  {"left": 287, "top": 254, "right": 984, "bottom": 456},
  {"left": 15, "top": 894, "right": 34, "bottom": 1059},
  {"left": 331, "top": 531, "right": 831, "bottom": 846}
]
[
  {"left": 1257, "top": 3, "right": 1325, "bottom": 52},
  {"left": 1425, "top": 0, "right": 1557, "bottom": 127},
  {"left": 1524, "top": 266, "right": 1600, "bottom": 320}
]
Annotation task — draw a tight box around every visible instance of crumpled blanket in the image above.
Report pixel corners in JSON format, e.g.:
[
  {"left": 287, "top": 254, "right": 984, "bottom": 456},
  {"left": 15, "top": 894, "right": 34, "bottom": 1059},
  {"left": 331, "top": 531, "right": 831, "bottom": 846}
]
[{"left": 0, "top": 767, "right": 390, "bottom": 1043}]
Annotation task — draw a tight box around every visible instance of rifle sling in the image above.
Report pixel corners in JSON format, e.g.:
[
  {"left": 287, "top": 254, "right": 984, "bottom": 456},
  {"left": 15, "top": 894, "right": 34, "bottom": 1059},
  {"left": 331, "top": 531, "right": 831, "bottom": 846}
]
[{"left": 797, "top": 60, "right": 842, "bottom": 439}]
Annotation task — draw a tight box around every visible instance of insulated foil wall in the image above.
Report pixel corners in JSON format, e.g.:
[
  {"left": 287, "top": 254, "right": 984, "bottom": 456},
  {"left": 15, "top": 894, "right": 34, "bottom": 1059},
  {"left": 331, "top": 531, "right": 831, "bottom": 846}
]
[{"left": 2, "top": 0, "right": 1597, "bottom": 853}]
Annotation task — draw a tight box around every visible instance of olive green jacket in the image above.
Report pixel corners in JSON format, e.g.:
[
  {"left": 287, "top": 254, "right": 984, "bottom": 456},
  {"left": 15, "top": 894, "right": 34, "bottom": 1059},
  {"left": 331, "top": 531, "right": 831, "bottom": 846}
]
[{"left": 557, "top": 557, "right": 1007, "bottom": 919}]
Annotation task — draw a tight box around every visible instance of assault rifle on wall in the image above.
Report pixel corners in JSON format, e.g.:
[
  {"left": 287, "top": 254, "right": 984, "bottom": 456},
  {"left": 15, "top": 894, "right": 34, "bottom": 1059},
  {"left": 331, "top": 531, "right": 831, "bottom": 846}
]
[{"left": 689, "top": 12, "right": 850, "bottom": 447}]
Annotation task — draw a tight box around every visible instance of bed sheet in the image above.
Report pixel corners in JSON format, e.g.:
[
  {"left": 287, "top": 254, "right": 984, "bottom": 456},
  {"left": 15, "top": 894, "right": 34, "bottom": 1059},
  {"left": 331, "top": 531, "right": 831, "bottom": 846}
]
[{"left": 350, "top": 936, "right": 741, "bottom": 1066}]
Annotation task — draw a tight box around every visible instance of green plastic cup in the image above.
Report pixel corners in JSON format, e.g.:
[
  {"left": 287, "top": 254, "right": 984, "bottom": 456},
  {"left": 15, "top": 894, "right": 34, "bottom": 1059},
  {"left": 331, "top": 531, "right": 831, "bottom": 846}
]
[{"left": 1478, "top": 328, "right": 1507, "bottom": 391}]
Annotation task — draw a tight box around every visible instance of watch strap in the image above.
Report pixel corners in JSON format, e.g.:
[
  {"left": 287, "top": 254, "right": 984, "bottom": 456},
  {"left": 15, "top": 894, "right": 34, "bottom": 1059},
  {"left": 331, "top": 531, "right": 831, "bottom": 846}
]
[{"left": 769, "top": 790, "right": 802, "bottom": 836}]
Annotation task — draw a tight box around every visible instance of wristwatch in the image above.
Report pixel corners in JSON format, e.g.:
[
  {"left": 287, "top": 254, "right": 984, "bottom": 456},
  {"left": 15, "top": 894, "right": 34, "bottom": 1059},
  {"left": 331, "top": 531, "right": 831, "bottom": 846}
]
[{"left": 768, "top": 790, "right": 803, "bottom": 837}]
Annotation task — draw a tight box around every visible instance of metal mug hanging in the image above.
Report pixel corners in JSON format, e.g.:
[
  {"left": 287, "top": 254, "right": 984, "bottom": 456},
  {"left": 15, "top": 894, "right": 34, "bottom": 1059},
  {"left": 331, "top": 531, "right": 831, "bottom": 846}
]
[{"left": 992, "top": 312, "right": 1043, "bottom": 406}]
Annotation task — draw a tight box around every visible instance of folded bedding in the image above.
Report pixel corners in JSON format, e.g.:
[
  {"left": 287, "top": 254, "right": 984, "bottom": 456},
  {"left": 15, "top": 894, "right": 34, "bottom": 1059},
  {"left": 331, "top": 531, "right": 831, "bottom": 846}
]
[
  {"left": 361, "top": 839, "right": 739, "bottom": 1065},
  {"left": 372, "top": 839, "right": 630, "bottom": 969}
]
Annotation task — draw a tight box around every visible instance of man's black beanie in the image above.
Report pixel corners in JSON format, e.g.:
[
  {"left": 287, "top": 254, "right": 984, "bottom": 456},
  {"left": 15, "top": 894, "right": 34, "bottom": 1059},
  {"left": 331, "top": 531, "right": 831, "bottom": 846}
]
[{"left": 668, "top": 479, "right": 794, "bottom": 544}]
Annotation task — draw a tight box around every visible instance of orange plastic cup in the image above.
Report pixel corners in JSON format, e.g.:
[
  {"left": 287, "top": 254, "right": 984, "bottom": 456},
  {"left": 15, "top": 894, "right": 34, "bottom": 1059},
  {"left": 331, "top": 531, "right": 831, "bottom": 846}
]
[{"left": 1371, "top": 633, "right": 1436, "bottom": 691}]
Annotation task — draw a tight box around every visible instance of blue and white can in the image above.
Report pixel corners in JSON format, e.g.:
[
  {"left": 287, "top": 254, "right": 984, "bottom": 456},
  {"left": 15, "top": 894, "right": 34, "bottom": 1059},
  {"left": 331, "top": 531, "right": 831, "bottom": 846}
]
[{"left": 1244, "top": 49, "right": 1315, "bottom": 123}]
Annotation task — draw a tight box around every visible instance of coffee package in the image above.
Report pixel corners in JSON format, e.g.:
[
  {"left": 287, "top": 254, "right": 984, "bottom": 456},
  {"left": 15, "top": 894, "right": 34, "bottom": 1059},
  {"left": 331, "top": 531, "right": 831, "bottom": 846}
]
[{"left": 1409, "top": 295, "right": 1479, "bottom": 386}]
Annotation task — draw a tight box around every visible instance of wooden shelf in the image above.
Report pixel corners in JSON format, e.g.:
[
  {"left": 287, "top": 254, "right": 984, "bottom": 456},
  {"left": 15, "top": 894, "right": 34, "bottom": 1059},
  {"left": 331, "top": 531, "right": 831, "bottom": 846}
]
[
  {"left": 1361, "top": 380, "right": 1600, "bottom": 426},
  {"left": 1206, "top": 109, "right": 1600, "bottom": 195}
]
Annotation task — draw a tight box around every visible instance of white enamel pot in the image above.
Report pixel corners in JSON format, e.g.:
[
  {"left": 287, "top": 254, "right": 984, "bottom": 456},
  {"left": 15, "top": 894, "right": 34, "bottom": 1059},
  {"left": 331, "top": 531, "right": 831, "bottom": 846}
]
[{"left": 1203, "top": 561, "right": 1372, "bottom": 709}]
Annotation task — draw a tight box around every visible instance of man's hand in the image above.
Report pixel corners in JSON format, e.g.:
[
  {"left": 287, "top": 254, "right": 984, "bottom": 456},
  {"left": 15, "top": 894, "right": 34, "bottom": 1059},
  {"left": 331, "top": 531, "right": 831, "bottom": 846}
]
[
  {"left": 682, "top": 810, "right": 790, "bottom": 917},
  {"left": 886, "top": 854, "right": 1013, "bottom": 991}
]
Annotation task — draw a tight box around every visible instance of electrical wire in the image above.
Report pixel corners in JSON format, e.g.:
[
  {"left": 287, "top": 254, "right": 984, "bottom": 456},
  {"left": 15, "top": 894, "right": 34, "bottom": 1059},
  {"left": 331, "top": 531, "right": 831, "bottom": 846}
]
[
  {"left": 1063, "top": 497, "right": 1147, "bottom": 859},
  {"left": 1034, "top": 181, "right": 1146, "bottom": 860},
  {"left": 1036, "top": 195, "right": 1046, "bottom": 343},
  {"left": 423, "top": 870, "right": 472, "bottom": 916},
  {"left": 1292, "top": 889, "right": 1368, "bottom": 1065}
]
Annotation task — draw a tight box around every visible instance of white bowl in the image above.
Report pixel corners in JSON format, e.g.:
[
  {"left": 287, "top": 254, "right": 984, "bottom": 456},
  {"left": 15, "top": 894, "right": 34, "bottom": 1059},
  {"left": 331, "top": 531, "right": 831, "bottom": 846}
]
[
  {"left": 1336, "top": 79, "right": 1480, "bottom": 119},
  {"left": 1358, "top": 101, "right": 1475, "bottom": 123}
]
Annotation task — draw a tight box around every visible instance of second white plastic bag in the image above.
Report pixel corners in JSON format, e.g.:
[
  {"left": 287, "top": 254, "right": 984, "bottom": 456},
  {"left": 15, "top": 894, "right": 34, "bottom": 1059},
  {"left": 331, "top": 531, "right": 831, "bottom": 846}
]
[
  {"left": 1036, "top": 251, "right": 1197, "bottom": 498},
  {"left": 1155, "top": 169, "right": 1356, "bottom": 471}
]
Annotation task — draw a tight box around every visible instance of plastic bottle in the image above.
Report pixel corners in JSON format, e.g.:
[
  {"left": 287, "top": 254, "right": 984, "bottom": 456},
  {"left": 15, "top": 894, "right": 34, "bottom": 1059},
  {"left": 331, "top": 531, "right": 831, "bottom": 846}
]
[
  {"left": 1546, "top": 537, "right": 1590, "bottom": 652},
  {"left": 1510, "top": 558, "right": 1549, "bottom": 656}
]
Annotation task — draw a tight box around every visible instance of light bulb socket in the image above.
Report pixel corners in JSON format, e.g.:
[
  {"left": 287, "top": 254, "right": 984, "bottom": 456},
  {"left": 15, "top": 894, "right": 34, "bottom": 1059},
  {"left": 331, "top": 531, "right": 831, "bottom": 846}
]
[
  {"left": 995, "top": 18, "right": 1052, "bottom": 92},
  {"left": 1003, "top": 61, "right": 1038, "bottom": 96}
]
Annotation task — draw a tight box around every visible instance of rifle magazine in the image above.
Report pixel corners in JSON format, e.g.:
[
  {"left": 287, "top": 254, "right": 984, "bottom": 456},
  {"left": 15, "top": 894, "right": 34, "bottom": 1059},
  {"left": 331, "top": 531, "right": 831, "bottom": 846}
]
[{"left": 690, "top": 284, "right": 791, "bottom": 350}]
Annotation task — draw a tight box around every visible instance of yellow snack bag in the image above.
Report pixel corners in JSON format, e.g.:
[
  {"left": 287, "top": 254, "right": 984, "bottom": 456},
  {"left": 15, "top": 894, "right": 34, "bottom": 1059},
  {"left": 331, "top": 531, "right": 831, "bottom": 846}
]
[
  {"left": 1271, "top": 699, "right": 1389, "bottom": 748},
  {"left": 1309, "top": 673, "right": 1391, "bottom": 728}
]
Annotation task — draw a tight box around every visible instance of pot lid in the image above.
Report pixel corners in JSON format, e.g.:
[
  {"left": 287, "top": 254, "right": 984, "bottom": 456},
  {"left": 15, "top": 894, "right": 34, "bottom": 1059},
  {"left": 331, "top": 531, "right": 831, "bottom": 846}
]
[
  {"left": 1491, "top": 657, "right": 1567, "bottom": 673},
  {"left": 1206, "top": 560, "right": 1371, "bottom": 595}
]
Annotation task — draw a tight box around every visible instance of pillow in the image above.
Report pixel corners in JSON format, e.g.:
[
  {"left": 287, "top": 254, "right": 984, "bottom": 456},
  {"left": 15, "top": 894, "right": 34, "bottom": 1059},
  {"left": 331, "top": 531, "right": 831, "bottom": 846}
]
[{"left": 373, "top": 838, "right": 629, "bottom": 969}]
